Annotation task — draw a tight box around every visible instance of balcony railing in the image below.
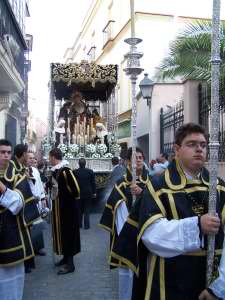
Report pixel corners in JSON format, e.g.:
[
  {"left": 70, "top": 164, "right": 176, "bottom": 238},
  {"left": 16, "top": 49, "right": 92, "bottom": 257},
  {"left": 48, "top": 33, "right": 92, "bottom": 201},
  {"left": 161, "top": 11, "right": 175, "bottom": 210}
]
[
  {"left": 0, "top": 0, "right": 26, "bottom": 80},
  {"left": 87, "top": 46, "right": 96, "bottom": 62},
  {"left": 102, "top": 20, "right": 115, "bottom": 48}
]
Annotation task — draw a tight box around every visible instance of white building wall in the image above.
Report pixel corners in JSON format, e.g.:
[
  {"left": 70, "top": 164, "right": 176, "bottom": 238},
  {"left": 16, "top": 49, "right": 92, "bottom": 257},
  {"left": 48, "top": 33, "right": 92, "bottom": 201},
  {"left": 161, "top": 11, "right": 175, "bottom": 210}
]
[
  {"left": 150, "top": 84, "right": 184, "bottom": 160},
  {"left": 63, "top": 0, "right": 225, "bottom": 158}
]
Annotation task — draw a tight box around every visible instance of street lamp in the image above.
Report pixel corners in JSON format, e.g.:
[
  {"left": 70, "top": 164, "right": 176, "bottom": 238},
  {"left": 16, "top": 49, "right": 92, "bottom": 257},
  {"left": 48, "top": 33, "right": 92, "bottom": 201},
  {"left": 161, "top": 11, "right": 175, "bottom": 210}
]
[
  {"left": 139, "top": 73, "right": 154, "bottom": 106},
  {"left": 139, "top": 73, "right": 154, "bottom": 161}
]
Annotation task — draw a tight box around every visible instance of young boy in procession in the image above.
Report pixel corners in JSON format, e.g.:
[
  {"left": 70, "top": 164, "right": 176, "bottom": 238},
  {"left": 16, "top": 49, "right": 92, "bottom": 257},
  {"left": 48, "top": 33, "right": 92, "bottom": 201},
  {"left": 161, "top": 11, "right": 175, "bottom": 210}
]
[
  {"left": 0, "top": 139, "right": 38, "bottom": 300},
  {"left": 113, "top": 123, "right": 225, "bottom": 300},
  {"left": 99, "top": 147, "right": 151, "bottom": 300},
  {"left": 48, "top": 148, "right": 80, "bottom": 275}
]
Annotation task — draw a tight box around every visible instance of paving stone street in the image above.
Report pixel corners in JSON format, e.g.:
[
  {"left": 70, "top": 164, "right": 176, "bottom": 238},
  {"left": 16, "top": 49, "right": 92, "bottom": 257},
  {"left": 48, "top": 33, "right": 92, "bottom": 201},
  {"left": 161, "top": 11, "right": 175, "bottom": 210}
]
[{"left": 23, "top": 214, "right": 118, "bottom": 300}]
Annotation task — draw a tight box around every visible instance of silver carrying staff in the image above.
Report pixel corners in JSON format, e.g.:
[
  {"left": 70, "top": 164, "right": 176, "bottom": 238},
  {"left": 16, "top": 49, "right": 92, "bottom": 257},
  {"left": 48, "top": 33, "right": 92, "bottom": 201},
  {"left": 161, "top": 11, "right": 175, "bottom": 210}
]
[
  {"left": 46, "top": 169, "right": 56, "bottom": 266},
  {"left": 207, "top": 0, "right": 221, "bottom": 286},
  {"left": 124, "top": 0, "right": 143, "bottom": 201}
]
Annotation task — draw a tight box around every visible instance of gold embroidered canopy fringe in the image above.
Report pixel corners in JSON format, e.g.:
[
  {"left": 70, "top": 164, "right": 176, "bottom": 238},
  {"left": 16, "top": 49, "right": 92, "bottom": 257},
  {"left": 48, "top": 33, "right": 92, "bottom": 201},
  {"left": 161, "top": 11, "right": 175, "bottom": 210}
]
[{"left": 51, "top": 61, "right": 118, "bottom": 101}]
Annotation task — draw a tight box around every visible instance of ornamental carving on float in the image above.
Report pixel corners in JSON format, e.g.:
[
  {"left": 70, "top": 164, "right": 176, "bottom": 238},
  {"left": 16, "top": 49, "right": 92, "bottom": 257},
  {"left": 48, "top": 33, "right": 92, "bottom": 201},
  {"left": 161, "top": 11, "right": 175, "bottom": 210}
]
[{"left": 51, "top": 61, "right": 117, "bottom": 88}]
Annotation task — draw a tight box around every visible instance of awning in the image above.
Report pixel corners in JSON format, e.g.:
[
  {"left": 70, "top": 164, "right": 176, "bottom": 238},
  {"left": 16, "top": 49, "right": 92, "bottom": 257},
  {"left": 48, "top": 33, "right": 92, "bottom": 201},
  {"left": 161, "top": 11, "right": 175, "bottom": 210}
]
[{"left": 51, "top": 61, "right": 118, "bottom": 101}]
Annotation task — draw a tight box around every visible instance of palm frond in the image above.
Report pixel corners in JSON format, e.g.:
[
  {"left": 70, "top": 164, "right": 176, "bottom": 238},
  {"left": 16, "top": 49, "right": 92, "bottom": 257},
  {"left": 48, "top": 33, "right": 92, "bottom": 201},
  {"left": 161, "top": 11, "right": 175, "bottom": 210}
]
[{"left": 156, "top": 20, "right": 225, "bottom": 82}]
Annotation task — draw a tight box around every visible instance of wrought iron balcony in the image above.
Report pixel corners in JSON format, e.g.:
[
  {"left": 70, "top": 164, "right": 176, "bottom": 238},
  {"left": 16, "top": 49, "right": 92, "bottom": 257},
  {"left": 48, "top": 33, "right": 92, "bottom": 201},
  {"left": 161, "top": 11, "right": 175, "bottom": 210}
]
[
  {"left": 0, "top": 0, "right": 26, "bottom": 81},
  {"left": 87, "top": 46, "right": 96, "bottom": 62},
  {"left": 102, "top": 20, "right": 115, "bottom": 48}
]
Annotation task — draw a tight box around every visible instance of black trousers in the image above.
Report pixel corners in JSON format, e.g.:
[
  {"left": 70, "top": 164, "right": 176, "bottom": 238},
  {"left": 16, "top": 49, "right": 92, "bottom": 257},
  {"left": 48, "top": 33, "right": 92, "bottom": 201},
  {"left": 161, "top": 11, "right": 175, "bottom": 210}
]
[{"left": 79, "top": 197, "right": 91, "bottom": 229}]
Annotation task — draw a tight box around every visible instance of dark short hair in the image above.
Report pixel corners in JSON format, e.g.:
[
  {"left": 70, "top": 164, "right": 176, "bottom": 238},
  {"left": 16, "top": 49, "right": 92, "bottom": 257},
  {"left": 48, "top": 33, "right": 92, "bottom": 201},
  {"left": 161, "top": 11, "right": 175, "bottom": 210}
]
[
  {"left": 112, "top": 156, "right": 119, "bottom": 166},
  {"left": 0, "top": 139, "right": 12, "bottom": 148},
  {"left": 49, "top": 148, "right": 63, "bottom": 160},
  {"left": 126, "top": 147, "right": 145, "bottom": 161},
  {"left": 161, "top": 152, "right": 168, "bottom": 160},
  {"left": 175, "top": 123, "right": 207, "bottom": 146},
  {"left": 14, "top": 144, "right": 28, "bottom": 158},
  {"left": 79, "top": 158, "right": 86, "bottom": 168}
]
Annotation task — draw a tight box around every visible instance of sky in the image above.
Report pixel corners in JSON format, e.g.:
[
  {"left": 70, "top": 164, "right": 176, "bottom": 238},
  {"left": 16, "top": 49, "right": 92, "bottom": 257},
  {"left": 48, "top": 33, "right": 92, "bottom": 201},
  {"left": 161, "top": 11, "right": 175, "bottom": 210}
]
[
  {"left": 27, "top": 0, "right": 93, "bottom": 122},
  {"left": 26, "top": 0, "right": 225, "bottom": 123}
]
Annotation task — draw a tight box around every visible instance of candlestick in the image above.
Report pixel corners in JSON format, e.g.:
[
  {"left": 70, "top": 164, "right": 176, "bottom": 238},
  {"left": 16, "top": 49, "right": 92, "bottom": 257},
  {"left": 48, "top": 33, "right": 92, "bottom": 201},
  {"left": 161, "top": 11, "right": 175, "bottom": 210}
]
[{"left": 60, "top": 133, "right": 63, "bottom": 144}]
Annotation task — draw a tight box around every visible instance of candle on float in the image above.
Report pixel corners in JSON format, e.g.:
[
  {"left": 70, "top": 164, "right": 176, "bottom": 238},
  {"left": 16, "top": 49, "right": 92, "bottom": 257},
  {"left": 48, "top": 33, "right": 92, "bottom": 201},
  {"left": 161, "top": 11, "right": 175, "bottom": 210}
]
[
  {"left": 90, "top": 117, "right": 93, "bottom": 132},
  {"left": 80, "top": 136, "right": 84, "bottom": 146},
  {"left": 84, "top": 117, "right": 86, "bottom": 133},
  {"left": 60, "top": 134, "right": 63, "bottom": 144},
  {"left": 77, "top": 134, "right": 80, "bottom": 146},
  {"left": 72, "top": 134, "right": 76, "bottom": 144},
  {"left": 74, "top": 124, "right": 76, "bottom": 136},
  {"left": 92, "top": 128, "right": 96, "bottom": 137},
  {"left": 67, "top": 130, "right": 71, "bottom": 145},
  {"left": 84, "top": 135, "right": 88, "bottom": 145},
  {"left": 87, "top": 125, "right": 90, "bottom": 143}
]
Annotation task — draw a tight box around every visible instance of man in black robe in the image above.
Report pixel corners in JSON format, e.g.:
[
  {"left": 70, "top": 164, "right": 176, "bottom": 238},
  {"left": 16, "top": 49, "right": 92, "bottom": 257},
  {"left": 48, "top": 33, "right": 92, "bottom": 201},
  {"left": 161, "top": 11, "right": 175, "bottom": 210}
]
[
  {"left": 0, "top": 139, "right": 39, "bottom": 300},
  {"left": 114, "top": 123, "right": 225, "bottom": 300},
  {"left": 49, "top": 148, "right": 80, "bottom": 275},
  {"left": 99, "top": 147, "right": 150, "bottom": 299},
  {"left": 74, "top": 158, "right": 96, "bottom": 229}
]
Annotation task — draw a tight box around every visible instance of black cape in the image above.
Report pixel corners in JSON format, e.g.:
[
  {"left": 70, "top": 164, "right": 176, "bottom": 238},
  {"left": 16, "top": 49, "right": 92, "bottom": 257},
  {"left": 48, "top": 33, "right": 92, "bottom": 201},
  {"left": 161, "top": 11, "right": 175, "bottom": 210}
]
[
  {"left": 114, "top": 159, "right": 225, "bottom": 300},
  {"left": 51, "top": 166, "right": 81, "bottom": 256},
  {"left": 0, "top": 161, "right": 40, "bottom": 265},
  {"left": 99, "top": 167, "right": 150, "bottom": 268}
]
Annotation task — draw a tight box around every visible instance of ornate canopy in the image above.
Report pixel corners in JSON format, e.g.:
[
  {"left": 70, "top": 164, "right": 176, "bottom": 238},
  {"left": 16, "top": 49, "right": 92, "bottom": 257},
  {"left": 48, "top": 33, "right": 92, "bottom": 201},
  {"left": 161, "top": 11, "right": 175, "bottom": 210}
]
[{"left": 51, "top": 61, "right": 118, "bottom": 101}]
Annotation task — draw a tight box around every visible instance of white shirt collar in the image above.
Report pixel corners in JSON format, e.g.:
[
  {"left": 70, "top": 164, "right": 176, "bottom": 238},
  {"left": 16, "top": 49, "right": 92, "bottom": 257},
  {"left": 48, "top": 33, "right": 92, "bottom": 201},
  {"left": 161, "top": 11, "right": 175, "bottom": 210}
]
[{"left": 51, "top": 160, "right": 69, "bottom": 171}]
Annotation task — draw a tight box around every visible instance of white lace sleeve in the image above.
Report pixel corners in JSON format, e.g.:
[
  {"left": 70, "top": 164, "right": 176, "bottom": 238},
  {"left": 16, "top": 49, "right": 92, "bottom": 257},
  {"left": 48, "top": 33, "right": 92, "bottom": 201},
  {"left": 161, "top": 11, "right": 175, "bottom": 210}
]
[
  {"left": 142, "top": 217, "right": 201, "bottom": 257},
  {"left": 115, "top": 201, "right": 129, "bottom": 235},
  {"left": 0, "top": 188, "right": 23, "bottom": 215},
  {"left": 209, "top": 227, "right": 225, "bottom": 299}
]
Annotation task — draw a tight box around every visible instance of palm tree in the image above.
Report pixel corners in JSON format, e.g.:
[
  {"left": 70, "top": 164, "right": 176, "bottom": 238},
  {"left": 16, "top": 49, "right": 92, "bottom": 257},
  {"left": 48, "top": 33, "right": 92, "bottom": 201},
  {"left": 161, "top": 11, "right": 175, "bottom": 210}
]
[{"left": 156, "top": 20, "right": 225, "bottom": 83}]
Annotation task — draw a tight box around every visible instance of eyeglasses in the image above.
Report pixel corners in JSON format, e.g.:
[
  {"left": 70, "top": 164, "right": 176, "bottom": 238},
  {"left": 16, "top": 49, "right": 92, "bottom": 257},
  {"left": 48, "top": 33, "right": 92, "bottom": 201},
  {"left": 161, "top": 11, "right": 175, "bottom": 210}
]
[
  {"left": 183, "top": 141, "right": 207, "bottom": 149},
  {"left": 136, "top": 155, "right": 144, "bottom": 160},
  {"left": 0, "top": 150, "right": 12, "bottom": 155}
]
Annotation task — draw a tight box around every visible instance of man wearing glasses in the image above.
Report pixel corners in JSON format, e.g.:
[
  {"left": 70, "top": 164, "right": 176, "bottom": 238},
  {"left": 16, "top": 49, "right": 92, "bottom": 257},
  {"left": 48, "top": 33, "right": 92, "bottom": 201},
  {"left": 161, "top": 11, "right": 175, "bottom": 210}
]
[
  {"left": 130, "top": 123, "right": 225, "bottom": 299},
  {"left": 139, "top": 123, "right": 225, "bottom": 300}
]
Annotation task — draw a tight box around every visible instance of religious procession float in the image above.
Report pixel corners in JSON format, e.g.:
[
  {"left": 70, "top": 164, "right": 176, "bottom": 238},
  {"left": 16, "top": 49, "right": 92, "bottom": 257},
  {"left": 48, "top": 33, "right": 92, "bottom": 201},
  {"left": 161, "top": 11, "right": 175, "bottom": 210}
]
[{"left": 44, "top": 60, "right": 120, "bottom": 198}]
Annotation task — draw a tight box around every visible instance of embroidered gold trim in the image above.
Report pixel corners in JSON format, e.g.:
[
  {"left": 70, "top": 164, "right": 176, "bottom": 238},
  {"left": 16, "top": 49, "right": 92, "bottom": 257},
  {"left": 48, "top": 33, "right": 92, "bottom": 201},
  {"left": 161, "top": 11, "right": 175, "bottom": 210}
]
[
  {"left": 69, "top": 169, "right": 80, "bottom": 196},
  {"left": 168, "top": 194, "right": 179, "bottom": 219},
  {"left": 106, "top": 203, "right": 113, "bottom": 210},
  {"left": 185, "top": 249, "right": 222, "bottom": 256},
  {"left": 138, "top": 213, "right": 164, "bottom": 244},
  {"left": 144, "top": 255, "right": 157, "bottom": 300},
  {"left": 146, "top": 181, "right": 166, "bottom": 216},
  {"left": 111, "top": 250, "right": 139, "bottom": 275},
  {"left": 63, "top": 171, "right": 72, "bottom": 194},
  {"left": 0, "top": 245, "right": 23, "bottom": 253},
  {"left": 160, "top": 257, "right": 165, "bottom": 300},
  {"left": 127, "top": 217, "right": 138, "bottom": 228},
  {"left": 98, "top": 223, "right": 112, "bottom": 232},
  {"left": 165, "top": 159, "right": 186, "bottom": 190}
]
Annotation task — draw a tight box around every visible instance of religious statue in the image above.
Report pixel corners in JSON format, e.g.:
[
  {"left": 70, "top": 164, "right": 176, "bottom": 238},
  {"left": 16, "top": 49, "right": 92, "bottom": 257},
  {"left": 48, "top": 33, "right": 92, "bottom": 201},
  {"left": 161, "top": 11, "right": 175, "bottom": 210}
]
[
  {"left": 94, "top": 122, "right": 109, "bottom": 151},
  {"left": 55, "top": 90, "right": 87, "bottom": 145}
]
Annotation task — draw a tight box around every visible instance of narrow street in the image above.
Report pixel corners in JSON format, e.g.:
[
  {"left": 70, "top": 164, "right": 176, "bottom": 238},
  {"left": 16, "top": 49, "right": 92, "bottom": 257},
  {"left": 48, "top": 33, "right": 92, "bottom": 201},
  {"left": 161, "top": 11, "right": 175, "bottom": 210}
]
[{"left": 23, "top": 214, "right": 118, "bottom": 300}]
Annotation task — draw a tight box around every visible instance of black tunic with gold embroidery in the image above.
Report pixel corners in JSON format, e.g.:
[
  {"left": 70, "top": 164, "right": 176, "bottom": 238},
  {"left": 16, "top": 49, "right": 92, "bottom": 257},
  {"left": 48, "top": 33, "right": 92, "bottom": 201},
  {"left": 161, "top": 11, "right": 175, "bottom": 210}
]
[
  {"left": 11, "top": 158, "right": 40, "bottom": 226},
  {"left": 0, "top": 161, "right": 38, "bottom": 266},
  {"left": 133, "top": 159, "right": 225, "bottom": 300},
  {"left": 99, "top": 167, "right": 150, "bottom": 268},
  {"left": 51, "top": 166, "right": 80, "bottom": 256}
]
